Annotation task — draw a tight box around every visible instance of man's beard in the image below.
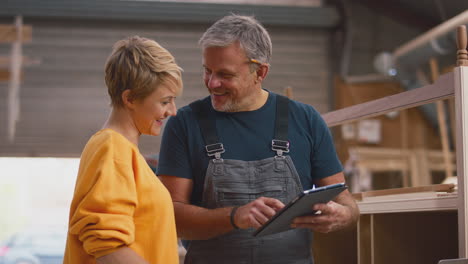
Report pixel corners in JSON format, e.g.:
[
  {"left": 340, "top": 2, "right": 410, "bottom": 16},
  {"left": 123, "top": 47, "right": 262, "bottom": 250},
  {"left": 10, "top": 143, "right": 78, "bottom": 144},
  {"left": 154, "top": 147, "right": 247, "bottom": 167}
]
[{"left": 211, "top": 95, "right": 243, "bottom": 112}]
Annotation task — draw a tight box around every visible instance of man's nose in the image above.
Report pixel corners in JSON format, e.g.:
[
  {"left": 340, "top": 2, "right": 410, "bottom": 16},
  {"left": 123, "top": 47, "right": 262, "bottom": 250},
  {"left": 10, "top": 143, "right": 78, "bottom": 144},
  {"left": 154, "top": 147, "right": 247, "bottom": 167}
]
[{"left": 207, "top": 74, "right": 221, "bottom": 88}]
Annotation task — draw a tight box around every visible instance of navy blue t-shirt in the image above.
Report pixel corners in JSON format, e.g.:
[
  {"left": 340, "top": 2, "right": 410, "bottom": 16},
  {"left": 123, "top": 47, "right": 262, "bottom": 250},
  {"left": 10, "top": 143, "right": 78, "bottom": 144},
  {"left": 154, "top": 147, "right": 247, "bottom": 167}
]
[{"left": 157, "top": 91, "right": 343, "bottom": 206}]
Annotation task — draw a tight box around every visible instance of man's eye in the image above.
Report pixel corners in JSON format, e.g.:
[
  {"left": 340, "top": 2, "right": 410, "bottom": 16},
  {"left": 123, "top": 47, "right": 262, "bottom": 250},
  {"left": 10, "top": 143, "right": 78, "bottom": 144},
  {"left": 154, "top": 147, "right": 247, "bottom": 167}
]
[{"left": 221, "top": 73, "right": 234, "bottom": 79}]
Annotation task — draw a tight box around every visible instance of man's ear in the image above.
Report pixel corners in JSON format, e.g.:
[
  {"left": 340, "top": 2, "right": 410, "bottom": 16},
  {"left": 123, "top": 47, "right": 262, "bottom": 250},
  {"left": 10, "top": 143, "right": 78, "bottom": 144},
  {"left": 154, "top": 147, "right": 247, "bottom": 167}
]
[
  {"left": 255, "top": 64, "right": 269, "bottom": 83},
  {"left": 121, "top": 89, "right": 136, "bottom": 109}
]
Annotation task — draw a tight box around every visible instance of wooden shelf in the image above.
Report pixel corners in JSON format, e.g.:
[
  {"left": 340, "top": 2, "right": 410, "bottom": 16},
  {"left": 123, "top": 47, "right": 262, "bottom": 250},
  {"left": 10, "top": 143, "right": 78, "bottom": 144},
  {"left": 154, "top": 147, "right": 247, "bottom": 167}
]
[{"left": 357, "top": 192, "right": 458, "bottom": 214}]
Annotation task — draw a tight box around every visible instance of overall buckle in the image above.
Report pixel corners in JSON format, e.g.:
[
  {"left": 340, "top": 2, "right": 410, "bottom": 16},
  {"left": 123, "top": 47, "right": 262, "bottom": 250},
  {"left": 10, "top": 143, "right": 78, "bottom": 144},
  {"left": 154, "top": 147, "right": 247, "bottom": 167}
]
[
  {"left": 271, "top": 139, "right": 289, "bottom": 156},
  {"left": 205, "top": 143, "right": 225, "bottom": 159}
]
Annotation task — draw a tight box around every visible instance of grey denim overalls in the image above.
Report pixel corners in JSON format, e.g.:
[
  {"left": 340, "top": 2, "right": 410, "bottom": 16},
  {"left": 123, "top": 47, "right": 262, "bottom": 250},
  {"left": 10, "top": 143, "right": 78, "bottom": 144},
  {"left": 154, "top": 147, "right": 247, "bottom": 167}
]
[{"left": 185, "top": 95, "right": 313, "bottom": 264}]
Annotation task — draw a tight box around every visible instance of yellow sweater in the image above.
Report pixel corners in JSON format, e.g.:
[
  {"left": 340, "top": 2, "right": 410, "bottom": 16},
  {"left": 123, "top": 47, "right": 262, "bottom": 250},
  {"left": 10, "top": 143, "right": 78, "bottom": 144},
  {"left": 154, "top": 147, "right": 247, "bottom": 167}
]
[{"left": 63, "top": 129, "right": 178, "bottom": 264}]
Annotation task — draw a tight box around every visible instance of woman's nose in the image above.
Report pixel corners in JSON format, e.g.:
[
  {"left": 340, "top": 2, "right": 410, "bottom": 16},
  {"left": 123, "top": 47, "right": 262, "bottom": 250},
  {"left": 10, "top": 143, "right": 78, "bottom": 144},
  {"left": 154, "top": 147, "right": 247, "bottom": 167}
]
[{"left": 166, "top": 101, "right": 177, "bottom": 117}]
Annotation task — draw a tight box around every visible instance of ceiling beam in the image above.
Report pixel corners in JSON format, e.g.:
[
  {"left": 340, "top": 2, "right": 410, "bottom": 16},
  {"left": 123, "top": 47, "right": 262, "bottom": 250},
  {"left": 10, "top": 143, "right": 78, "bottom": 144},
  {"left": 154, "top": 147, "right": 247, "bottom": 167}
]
[{"left": 350, "top": 0, "right": 438, "bottom": 31}]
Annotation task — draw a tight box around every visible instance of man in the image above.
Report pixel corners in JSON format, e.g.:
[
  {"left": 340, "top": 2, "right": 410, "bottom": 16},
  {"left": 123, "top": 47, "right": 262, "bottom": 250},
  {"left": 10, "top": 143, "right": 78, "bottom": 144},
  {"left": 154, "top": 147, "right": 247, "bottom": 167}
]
[{"left": 158, "top": 14, "right": 359, "bottom": 263}]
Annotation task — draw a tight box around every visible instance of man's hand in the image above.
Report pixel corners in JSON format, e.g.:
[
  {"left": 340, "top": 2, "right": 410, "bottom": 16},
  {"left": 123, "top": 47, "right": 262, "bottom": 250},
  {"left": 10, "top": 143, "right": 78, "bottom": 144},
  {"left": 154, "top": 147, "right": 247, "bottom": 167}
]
[
  {"left": 291, "top": 200, "right": 353, "bottom": 233},
  {"left": 233, "top": 197, "right": 284, "bottom": 229},
  {"left": 291, "top": 172, "right": 360, "bottom": 233}
]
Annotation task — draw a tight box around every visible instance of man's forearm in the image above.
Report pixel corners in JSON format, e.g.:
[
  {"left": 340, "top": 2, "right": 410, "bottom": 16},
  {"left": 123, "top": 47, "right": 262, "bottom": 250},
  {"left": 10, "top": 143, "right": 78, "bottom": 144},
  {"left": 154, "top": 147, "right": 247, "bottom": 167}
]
[{"left": 174, "top": 202, "right": 235, "bottom": 240}]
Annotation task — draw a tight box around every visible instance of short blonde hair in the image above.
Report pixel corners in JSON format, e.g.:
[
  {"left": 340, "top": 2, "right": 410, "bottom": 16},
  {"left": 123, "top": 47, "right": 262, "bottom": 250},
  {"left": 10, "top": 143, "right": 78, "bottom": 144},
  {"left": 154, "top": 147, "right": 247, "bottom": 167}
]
[{"left": 105, "top": 36, "right": 183, "bottom": 107}]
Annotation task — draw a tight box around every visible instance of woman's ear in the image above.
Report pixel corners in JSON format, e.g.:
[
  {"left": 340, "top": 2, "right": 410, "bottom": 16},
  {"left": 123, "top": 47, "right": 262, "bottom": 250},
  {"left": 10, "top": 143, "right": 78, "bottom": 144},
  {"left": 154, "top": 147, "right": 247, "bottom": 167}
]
[{"left": 121, "top": 89, "right": 135, "bottom": 109}]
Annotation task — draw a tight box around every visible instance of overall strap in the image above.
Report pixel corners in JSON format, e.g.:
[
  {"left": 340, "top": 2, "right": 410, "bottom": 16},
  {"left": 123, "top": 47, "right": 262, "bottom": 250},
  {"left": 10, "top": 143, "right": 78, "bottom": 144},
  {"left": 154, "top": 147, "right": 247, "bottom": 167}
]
[
  {"left": 272, "top": 95, "right": 290, "bottom": 156},
  {"left": 189, "top": 99, "right": 225, "bottom": 159}
]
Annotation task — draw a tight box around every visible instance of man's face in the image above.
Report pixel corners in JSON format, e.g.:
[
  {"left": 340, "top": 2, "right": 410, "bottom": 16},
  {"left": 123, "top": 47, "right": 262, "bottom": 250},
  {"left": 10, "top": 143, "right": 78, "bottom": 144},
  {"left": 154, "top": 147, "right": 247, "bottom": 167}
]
[{"left": 202, "top": 42, "right": 259, "bottom": 112}]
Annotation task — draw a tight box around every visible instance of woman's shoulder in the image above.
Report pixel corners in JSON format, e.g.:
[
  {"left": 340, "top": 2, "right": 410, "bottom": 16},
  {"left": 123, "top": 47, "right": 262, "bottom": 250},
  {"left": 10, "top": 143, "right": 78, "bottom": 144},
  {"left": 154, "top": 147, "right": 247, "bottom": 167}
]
[
  {"left": 91, "top": 129, "right": 133, "bottom": 146},
  {"left": 81, "top": 129, "right": 137, "bottom": 163}
]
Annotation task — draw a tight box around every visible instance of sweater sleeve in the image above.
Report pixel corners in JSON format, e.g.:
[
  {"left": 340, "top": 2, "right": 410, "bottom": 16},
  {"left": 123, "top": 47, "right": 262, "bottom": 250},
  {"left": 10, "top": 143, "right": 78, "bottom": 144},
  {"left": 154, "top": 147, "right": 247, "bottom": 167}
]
[{"left": 68, "top": 137, "right": 138, "bottom": 258}]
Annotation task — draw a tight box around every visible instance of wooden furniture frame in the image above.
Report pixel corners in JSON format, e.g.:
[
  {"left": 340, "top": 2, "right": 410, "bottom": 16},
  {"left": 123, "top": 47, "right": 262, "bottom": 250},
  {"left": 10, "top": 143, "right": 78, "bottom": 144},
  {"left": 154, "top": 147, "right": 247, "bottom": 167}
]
[
  {"left": 439, "top": 259, "right": 468, "bottom": 264},
  {"left": 345, "top": 146, "right": 456, "bottom": 191},
  {"left": 345, "top": 146, "right": 418, "bottom": 192},
  {"left": 313, "top": 25, "right": 468, "bottom": 263}
]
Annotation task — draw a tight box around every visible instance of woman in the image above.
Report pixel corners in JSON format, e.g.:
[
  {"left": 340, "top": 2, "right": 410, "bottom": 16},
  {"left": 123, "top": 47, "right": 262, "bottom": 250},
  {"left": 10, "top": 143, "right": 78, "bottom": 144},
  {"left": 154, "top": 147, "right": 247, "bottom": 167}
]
[{"left": 63, "top": 36, "right": 183, "bottom": 264}]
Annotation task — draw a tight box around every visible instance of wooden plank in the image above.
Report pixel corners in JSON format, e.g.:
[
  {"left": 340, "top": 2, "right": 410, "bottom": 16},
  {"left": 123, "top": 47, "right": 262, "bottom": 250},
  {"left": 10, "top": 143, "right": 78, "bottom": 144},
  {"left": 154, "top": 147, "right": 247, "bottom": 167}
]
[
  {"left": 409, "top": 152, "right": 420, "bottom": 186},
  {"left": 0, "top": 24, "right": 32, "bottom": 43},
  {"left": 350, "top": 147, "right": 411, "bottom": 157},
  {"left": 430, "top": 58, "right": 454, "bottom": 180},
  {"left": 323, "top": 71, "right": 455, "bottom": 127},
  {"left": 352, "top": 183, "right": 455, "bottom": 201},
  {"left": 0, "top": 70, "right": 24, "bottom": 82},
  {"left": 425, "top": 150, "right": 456, "bottom": 174},
  {"left": 7, "top": 16, "right": 23, "bottom": 142},
  {"left": 284, "top": 86, "right": 293, "bottom": 99},
  {"left": 0, "top": 56, "right": 40, "bottom": 67},
  {"left": 357, "top": 214, "right": 372, "bottom": 264},
  {"left": 449, "top": 97, "right": 457, "bottom": 149},
  {"left": 414, "top": 149, "right": 432, "bottom": 186},
  {"left": 357, "top": 193, "right": 458, "bottom": 214},
  {"left": 455, "top": 66, "right": 468, "bottom": 258},
  {"left": 370, "top": 215, "right": 375, "bottom": 264},
  {"left": 0, "top": 69, "right": 9, "bottom": 81},
  {"left": 457, "top": 25, "right": 468, "bottom": 67},
  {"left": 400, "top": 109, "right": 408, "bottom": 149},
  {"left": 355, "top": 160, "right": 408, "bottom": 170},
  {"left": 456, "top": 26, "right": 468, "bottom": 258}
]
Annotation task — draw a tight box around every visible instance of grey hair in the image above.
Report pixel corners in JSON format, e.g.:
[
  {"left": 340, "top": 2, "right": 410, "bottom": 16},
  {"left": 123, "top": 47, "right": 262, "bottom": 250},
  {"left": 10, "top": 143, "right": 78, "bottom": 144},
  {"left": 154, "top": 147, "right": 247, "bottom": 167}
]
[{"left": 199, "top": 14, "right": 272, "bottom": 64}]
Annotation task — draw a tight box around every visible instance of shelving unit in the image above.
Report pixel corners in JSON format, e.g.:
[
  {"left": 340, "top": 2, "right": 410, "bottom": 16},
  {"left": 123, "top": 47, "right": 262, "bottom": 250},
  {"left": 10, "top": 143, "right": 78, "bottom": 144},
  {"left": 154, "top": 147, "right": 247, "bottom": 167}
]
[
  {"left": 314, "top": 192, "right": 458, "bottom": 263},
  {"left": 313, "top": 25, "right": 468, "bottom": 263}
]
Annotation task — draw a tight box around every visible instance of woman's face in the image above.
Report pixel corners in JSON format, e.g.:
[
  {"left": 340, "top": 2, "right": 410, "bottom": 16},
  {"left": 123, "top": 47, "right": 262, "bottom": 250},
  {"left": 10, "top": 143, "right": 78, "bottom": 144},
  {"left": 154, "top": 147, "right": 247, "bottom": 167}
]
[{"left": 130, "top": 84, "right": 177, "bottom": 136}]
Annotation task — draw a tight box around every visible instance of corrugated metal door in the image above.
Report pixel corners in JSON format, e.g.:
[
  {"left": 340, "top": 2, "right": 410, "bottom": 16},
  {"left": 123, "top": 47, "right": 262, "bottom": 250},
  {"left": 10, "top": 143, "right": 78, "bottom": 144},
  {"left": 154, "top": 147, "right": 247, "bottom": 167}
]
[{"left": 0, "top": 18, "right": 331, "bottom": 157}]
